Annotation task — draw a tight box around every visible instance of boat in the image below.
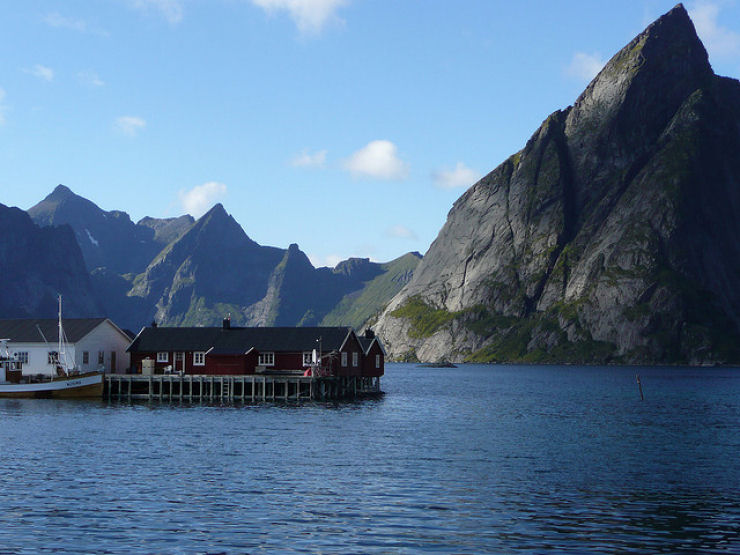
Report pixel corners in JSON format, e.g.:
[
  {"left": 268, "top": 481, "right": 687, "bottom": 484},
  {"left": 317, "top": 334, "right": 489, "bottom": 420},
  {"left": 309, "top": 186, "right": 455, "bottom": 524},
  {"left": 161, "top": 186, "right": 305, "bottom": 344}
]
[{"left": 0, "top": 297, "right": 103, "bottom": 399}]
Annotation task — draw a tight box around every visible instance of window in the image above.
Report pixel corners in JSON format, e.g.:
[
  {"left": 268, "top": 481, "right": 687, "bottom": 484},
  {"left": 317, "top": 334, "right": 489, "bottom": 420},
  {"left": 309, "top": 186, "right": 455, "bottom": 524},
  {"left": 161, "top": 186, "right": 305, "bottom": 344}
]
[
  {"left": 157, "top": 352, "right": 168, "bottom": 363},
  {"left": 258, "top": 352, "right": 274, "bottom": 366},
  {"left": 303, "top": 352, "right": 313, "bottom": 365},
  {"left": 14, "top": 352, "right": 29, "bottom": 364},
  {"left": 341, "top": 352, "right": 347, "bottom": 367},
  {"left": 83, "top": 351, "right": 89, "bottom": 364},
  {"left": 352, "top": 352, "right": 358, "bottom": 367},
  {"left": 48, "top": 351, "right": 58, "bottom": 364},
  {"left": 98, "top": 351, "right": 105, "bottom": 365},
  {"left": 376, "top": 354, "right": 381, "bottom": 369},
  {"left": 193, "top": 352, "right": 205, "bottom": 366}
]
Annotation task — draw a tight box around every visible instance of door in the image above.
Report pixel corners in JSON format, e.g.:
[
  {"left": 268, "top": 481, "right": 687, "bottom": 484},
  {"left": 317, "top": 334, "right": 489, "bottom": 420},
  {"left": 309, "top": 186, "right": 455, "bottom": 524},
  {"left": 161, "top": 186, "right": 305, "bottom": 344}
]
[
  {"left": 110, "top": 351, "right": 117, "bottom": 372},
  {"left": 175, "top": 352, "right": 185, "bottom": 373}
]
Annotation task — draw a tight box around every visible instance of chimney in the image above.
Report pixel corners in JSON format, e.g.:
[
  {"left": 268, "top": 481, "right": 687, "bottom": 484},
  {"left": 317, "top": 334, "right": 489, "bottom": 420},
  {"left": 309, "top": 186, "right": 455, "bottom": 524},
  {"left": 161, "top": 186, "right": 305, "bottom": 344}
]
[
  {"left": 364, "top": 329, "right": 375, "bottom": 339},
  {"left": 151, "top": 321, "right": 158, "bottom": 328},
  {"left": 223, "top": 316, "right": 231, "bottom": 330}
]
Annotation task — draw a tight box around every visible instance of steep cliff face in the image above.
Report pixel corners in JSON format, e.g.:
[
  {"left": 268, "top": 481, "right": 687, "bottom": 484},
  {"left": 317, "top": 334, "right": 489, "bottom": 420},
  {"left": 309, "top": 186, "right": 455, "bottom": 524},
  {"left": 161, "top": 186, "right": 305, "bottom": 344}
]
[
  {"left": 376, "top": 5, "right": 740, "bottom": 365},
  {"left": 0, "top": 204, "right": 102, "bottom": 318}
]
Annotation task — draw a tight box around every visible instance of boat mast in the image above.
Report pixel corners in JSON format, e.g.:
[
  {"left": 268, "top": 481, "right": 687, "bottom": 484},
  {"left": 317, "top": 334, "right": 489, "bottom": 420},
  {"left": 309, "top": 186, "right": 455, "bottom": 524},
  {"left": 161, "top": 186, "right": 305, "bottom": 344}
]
[
  {"left": 58, "top": 294, "right": 62, "bottom": 361},
  {"left": 57, "top": 294, "right": 68, "bottom": 375}
]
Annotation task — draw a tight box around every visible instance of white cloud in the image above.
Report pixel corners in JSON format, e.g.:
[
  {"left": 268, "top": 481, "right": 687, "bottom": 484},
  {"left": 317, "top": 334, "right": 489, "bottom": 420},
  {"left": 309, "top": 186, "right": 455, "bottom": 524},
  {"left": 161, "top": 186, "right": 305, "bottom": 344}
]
[
  {"left": 26, "top": 64, "right": 54, "bottom": 82},
  {"left": 78, "top": 70, "right": 104, "bottom": 87},
  {"left": 251, "top": 0, "right": 347, "bottom": 34},
  {"left": 307, "top": 253, "right": 343, "bottom": 268},
  {"left": 566, "top": 52, "right": 605, "bottom": 82},
  {"left": 385, "top": 225, "right": 418, "bottom": 240},
  {"left": 0, "top": 88, "right": 6, "bottom": 125},
  {"left": 44, "top": 12, "right": 87, "bottom": 32},
  {"left": 689, "top": 2, "right": 740, "bottom": 59},
  {"left": 433, "top": 162, "right": 481, "bottom": 189},
  {"left": 292, "top": 149, "right": 327, "bottom": 168},
  {"left": 179, "top": 182, "right": 228, "bottom": 218},
  {"left": 114, "top": 116, "right": 147, "bottom": 137},
  {"left": 44, "top": 12, "right": 108, "bottom": 36},
  {"left": 131, "top": 0, "right": 184, "bottom": 24},
  {"left": 344, "top": 140, "right": 408, "bottom": 180}
]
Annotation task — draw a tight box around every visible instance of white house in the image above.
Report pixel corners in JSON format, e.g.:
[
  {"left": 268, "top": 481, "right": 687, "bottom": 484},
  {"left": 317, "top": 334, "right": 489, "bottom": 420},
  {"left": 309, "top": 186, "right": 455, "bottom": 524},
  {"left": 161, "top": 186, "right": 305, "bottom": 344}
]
[{"left": 0, "top": 318, "right": 132, "bottom": 376}]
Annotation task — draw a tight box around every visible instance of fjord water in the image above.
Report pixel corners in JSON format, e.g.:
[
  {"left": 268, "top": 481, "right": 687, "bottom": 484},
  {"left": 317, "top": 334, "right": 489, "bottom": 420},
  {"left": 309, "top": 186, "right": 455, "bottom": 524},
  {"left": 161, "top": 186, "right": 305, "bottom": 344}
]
[{"left": 0, "top": 364, "right": 738, "bottom": 553}]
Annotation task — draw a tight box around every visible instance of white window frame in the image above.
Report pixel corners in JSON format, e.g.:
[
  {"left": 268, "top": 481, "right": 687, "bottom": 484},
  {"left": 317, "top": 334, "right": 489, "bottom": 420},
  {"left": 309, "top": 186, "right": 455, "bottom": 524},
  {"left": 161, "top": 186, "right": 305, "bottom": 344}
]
[
  {"left": 82, "top": 351, "right": 89, "bottom": 365},
  {"left": 341, "top": 352, "right": 347, "bottom": 367},
  {"left": 352, "top": 352, "right": 358, "bottom": 367},
  {"left": 258, "top": 352, "right": 275, "bottom": 366},
  {"left": 98, "top": 351, "right": 105, "bottom": 365},
  {"left": 376, "top": 354, "right": 380, "bottom": 369},
  {"left": 48, "top": 351, "right": 58, "bottom": 364},
  {"left": 14, "top": 352, "right": 29, "bottom": 364},
  {"left": 302, "top": 352, "right": 313, "bottom": 366},
  {"left": 157, "top": 351, "right": 169, "bottom": 363},
  {"left": 193, "top": 352, "right": 205, "bottom": 366}
]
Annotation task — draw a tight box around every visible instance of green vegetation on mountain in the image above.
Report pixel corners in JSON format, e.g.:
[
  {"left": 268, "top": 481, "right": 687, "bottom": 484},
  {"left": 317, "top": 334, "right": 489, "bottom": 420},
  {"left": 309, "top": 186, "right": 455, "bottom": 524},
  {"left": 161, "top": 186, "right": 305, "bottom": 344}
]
[{"left": 322, "top": 252, "right": 421, "bottom": 330}]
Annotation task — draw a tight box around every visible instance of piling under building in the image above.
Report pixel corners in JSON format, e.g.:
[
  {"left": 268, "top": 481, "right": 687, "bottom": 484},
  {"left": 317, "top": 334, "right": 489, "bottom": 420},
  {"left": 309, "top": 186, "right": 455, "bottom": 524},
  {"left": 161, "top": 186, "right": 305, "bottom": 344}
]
[{"left": 105, "top": 373, "right": 382, "bottom": 402}]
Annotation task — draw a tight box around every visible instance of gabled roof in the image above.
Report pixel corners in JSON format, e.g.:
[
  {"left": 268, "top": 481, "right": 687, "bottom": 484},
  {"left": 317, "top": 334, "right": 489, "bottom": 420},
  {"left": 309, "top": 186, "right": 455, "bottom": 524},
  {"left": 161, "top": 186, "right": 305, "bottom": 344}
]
[
  {"left": 0, "top": 318, "right": 110, "bottom": 344},
  {"left": 358, "top": 335, "right": 387, "bottom": 356},
  {"left": 127, "top": 326, "right": 355, "bottom": 354}
]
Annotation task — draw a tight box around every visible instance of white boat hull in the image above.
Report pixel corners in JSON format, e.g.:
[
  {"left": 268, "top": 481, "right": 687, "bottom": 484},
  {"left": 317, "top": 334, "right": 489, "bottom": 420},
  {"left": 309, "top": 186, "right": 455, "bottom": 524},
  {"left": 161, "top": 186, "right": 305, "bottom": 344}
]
[{"left": 0, "top": 372, "right": 103, "bottom": 399}]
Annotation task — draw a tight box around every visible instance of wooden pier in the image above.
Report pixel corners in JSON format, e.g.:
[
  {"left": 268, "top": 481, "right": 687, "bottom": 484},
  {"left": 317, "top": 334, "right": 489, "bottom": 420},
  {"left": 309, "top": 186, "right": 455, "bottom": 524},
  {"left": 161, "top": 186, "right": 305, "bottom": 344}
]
[{"left": 104, "top": 374, "right": 382, "bottom": 402}]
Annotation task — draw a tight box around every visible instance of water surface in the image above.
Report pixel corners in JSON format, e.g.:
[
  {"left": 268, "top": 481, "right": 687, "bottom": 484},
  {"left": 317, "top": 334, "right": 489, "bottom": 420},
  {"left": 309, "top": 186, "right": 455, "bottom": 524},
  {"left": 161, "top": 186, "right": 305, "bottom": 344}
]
[{"left": 0, "top": 364, "right": 738, "bottom": 553}]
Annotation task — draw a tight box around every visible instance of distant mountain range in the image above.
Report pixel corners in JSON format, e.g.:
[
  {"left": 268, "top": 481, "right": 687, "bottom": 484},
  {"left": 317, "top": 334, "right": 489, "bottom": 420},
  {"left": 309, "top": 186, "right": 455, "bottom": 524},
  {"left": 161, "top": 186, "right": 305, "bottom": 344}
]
[
  {"left": 2, "top": 184, "right": 420, "bottom": 331},
  {"left": 375, "top": 5, "right": 740, "bottom": 365}
]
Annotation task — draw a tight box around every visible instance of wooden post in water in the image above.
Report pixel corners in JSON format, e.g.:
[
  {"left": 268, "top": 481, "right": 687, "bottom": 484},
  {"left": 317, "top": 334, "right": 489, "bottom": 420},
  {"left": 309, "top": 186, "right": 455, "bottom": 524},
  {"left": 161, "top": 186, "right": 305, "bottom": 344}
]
[{"left": 636, "top": 374, "right": 644, "bottom": 401}]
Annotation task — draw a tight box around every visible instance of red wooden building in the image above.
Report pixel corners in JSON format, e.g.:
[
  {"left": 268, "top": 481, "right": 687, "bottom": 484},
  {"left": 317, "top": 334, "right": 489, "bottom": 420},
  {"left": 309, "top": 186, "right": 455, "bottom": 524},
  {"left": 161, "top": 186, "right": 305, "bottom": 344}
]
[{"left": 126, "top": 320, "right": 385, "bottom": 377}]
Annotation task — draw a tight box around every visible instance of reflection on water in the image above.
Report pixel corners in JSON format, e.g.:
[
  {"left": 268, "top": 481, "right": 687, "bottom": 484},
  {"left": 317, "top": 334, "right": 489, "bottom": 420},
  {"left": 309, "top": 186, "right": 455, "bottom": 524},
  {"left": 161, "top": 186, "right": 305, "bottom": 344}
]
[{"left": 0, "top": 364, "right": 738, "bottom": 553}]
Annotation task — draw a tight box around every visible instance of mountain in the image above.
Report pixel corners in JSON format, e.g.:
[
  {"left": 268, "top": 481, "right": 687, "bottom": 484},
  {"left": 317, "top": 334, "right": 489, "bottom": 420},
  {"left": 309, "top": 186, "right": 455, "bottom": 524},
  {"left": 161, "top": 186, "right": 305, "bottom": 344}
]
[
  {"left": 129, "top": 203, "right": 422, "bottom": 329},
  {"left": 129, "top": 203, "right": 285, "bottom": 327},
  {"left": 375, "top": 5, "right": 740, "bottom": 365},
  {"left": 16, "top": 185, "right": 422, "bottom": 331},
  {"left": 28, "top": 185, "right": 191, "bottom": 275},
  {"left": 320, "top": 252, "right": 422, "bottom": 330},
  {"left": 244, "top": 250, "right": 421, "bottom": 328},
  {"left": 0, "top": 203, "right": 102, "bottom": 318},
  {"left": 138, "top": 215, "right": 195, "bottom": 246}
]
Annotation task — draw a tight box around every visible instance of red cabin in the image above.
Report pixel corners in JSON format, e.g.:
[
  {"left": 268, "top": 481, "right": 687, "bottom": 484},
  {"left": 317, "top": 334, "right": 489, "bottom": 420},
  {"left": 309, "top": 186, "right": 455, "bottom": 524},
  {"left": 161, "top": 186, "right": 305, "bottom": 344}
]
[{"left": 126, "top": 320, "right": 385, "bottom": 377}]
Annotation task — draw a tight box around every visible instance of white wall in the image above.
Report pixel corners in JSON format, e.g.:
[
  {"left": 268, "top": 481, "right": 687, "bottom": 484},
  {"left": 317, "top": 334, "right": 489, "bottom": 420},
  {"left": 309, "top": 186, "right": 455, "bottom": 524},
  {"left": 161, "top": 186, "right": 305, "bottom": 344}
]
[
  {"left": 8, "top": 320, "right": 131, "bottom": 376},
  {"left": 75, "top": 321, "right": 131, "bottom": 374}
]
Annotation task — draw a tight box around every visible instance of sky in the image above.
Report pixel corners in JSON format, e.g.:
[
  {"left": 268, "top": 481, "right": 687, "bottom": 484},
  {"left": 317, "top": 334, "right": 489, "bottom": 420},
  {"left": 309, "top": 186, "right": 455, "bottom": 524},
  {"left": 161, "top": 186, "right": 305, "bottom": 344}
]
[{"left": 1, "top": 1, "right": 740, "bottom": 268}]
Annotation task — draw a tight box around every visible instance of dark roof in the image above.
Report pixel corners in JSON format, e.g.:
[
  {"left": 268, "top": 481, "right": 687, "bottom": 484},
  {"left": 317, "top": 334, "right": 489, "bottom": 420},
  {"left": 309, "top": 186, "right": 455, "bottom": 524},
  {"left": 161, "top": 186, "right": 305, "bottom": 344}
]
[
  {"left": 358, "top": 335, "right": 387, "bottom": 356},
  {"left": 0, "top": 318, "right": 110, "bottom": 343},
  {"left": 128, "top": 326, "right": 354, "bottom": 354},
  {"left": 358, "top": 336, "right": 372, "bottom": 354}
]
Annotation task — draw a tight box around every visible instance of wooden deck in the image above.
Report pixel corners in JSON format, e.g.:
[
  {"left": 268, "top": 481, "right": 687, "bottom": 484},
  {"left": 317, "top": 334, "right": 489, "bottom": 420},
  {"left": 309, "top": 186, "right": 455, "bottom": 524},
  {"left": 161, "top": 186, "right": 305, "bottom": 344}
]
[{"left": 104, "top": 374, "right": 382, "bottom": 402}]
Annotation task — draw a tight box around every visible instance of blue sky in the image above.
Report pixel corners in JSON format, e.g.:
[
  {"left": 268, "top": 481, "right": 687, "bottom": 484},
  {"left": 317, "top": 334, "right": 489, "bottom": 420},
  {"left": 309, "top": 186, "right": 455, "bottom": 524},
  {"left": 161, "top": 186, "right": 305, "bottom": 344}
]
[{"left": 1, "top": 1, "right": 739, "bottom": 268}]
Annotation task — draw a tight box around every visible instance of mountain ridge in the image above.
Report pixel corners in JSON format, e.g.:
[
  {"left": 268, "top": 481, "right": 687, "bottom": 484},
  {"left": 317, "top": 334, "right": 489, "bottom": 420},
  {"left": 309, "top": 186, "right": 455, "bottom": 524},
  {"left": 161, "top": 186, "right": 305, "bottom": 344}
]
[
  {"left": 14, "top": 187, "right": 421, "bottom": 332},
  {"left": 375, "top": 4, "right": 740, "bottom": 365}
]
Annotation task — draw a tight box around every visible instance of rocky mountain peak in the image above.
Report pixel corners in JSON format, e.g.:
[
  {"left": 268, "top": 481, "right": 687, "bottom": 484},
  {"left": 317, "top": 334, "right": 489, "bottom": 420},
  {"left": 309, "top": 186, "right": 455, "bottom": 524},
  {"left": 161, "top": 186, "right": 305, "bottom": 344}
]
[
  {"left": 189, "top": 202, "right": 253, "bottom": 248},
  {"left": 49, "top": 184, "right": 75, "bottom": 199},
  {"left": 375, "top": 5, "right": 740, "bottom": 365},
  {"left": 568, "top": 3, "right": 710, "bottom": 139}
]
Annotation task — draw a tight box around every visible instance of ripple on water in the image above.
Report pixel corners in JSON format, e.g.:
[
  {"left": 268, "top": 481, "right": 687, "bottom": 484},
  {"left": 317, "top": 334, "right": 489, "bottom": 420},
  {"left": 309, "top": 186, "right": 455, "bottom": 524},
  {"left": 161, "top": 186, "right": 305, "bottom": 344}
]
[{"left": 0, "top": 364, "right": 739, "bottom": 553}]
